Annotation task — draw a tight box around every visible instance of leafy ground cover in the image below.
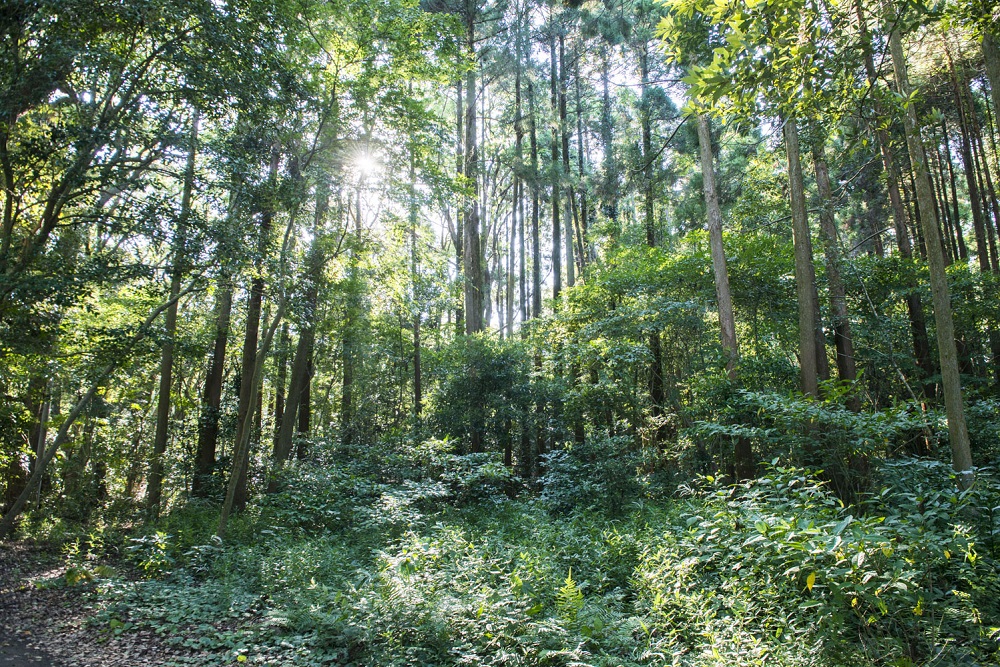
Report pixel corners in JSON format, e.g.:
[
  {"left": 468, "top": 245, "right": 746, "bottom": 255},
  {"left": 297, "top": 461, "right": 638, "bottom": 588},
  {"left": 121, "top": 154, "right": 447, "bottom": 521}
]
[{"left": 25, "top": 442, "right": 998, "bottom": 667}]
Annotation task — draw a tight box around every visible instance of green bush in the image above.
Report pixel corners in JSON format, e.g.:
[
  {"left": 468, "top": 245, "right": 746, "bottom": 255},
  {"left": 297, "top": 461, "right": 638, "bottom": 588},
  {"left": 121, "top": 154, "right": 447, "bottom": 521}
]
[{"left": 634, "top": 464, "right": 1000, "bottom": 666}]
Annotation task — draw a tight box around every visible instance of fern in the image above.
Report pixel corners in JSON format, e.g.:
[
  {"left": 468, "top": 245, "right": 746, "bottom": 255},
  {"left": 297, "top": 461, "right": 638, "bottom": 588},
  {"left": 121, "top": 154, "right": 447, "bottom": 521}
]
[{"left": 556, "top": 568, "right": 585, "bottom": 623}]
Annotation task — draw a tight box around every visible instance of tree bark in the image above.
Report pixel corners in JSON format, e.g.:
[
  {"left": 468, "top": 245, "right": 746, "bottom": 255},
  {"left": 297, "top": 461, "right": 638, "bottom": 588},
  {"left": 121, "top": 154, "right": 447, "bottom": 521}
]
[
  {"left": 529, "top": 81, "right": 542, "bottom": 319},
  {"left": 983, "top": 32, "right": 1000, "bottom": 135},
  {"left": 147, "top": 110, "right": 198, "bottom": 517},
  {"left": 813, "top": 140, "right": 859, "bottom": 407},
  {"left": 464, "top": 4, "right": 483, "bottom": 334},
  {"left": 193, "top": 275, "right": 232, "bottom": 497},
  {"left": 888, "top": 15, "right": 973, "bottom": 487},
  {"left": 942, "top": 120, "right": 968, "bottom": 260},
  {"left": 784, "top": 118, "right": 821, "bottom": 397},
  {"left": 697, "top": 115, "right": 738, "bottom": 372},
  {"left": 549, "top": 22, "right": 562, "bottom": 303},
  {"left": 230, "top": 146, "right": 279, "bottom": 511}
]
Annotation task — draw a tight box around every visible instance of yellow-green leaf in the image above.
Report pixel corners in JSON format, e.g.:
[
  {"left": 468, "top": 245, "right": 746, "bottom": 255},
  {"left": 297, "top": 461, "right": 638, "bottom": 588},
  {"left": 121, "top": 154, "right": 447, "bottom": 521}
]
[{"left": 806, "top": 572, "right": 816, "bottom": 592}]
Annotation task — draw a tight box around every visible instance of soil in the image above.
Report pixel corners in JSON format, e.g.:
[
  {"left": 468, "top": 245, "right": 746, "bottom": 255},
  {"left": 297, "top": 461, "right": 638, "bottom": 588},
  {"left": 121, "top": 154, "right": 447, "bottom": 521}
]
[{"left": 0, "top": 543, "right": 194, "bottom": 667}]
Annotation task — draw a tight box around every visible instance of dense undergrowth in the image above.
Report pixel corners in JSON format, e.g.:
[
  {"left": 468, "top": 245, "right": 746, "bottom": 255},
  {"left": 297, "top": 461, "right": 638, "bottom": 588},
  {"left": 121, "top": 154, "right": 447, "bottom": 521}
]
[{"left": 38, "top": 431, "right": 1000, "bottom": 667}]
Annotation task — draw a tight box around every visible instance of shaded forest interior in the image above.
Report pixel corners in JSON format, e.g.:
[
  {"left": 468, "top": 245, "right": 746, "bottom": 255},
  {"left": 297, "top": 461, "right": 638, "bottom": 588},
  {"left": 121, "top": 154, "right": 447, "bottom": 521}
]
[{"left": 3, "top": 0, "right": 1000, "bottom": 664}]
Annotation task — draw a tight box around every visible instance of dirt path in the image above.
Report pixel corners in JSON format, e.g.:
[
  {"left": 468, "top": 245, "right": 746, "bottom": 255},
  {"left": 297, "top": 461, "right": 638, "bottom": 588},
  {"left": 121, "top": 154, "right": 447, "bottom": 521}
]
[
  {"left": 0, "top": 631, "right": 57, "bottom": 667},
  {"left": 0, "top": 543, "right": 194, "bottom": 667}
]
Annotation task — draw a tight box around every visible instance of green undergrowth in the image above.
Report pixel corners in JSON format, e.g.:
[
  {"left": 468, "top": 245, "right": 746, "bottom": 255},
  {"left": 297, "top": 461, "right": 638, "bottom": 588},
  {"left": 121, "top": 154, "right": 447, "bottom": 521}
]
[{"left": 72, "top": 453, "right": 1000, "bottom": 667}]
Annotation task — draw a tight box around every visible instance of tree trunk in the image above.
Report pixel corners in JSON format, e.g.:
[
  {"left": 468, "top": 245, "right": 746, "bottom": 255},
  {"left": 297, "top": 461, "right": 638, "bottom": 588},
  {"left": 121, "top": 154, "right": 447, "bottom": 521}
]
[
  {"left": 942, "top": 120, "right": 968, "bottom": 260},
  {"left": 983, "top": 32, "right": 1000, "bottom": 135},
  {"left": 856, "top": 0, "right": 935, "bottom": 388},
  {"left": 813, "top": 140, "right": 859, "bottom": 407},
  {"left": 639, "top": 47, "right": 665, "bottom": 441},
  {"left": 947, "top": 46, "right": 992, "bottom": 273},
  {"left": 230, "top": 146, "right": 279, "bottom": 512},
  {"left": 455, "top": 79, "right": 465, "bottom": 336},
  {"left": 529, "top": 81, "right": 542, "bottom": 319},
  {"left": 549, "top": 24, "right": 562, "bottom": 303},
  {"left": 559, "top": 34, "right": 575, "bottom": 289},
  {"left": 271, "top": 323, "right": 289, "bottom": 454},
  {"left": 147, "top": 110, "right": 198, "bottom": 517},
  {"left": 784, "top": 118, "right": 820, "bottom": 398},
  {"left": 697, "top": 114, "right": 738, "bottom": 374},
  {"left": 600, "top": 47, "right": 618, "bottom": 234},
  {"left": 193, "top": 275, "right": 232, "bottom": 497},
  {"left": 888, "top": 16, "right": 973, "bottom": 488},
  {"left": 464, "top": 6, "right": 483, "bottom": 334}
]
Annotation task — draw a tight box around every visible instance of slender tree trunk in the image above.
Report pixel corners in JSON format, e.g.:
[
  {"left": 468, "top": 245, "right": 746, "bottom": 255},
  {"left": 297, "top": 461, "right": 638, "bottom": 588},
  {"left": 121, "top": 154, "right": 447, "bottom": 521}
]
[
  {"left": 697, "top": 113, "right": 751, "bottom": 477},
  {"left": 889, "top": 15, "right": 973, "bottom": 487},
  {"left": 455, "top": 79, "right": 465, "bottom": 336},
  {"left": 933, "top": 132, "right": 960, "bottom": 262},
  {"left": 784, "top": 118, "right": 820, "bottom": 397},
  {"left": 697, "top": 115, "right": 738, "bottom": 372},
  {"left": 218, "top": 293, "right": 286, "bottom": 536},
  {"left": 549, "top": 23, "right": 562, "bottom": 303},
  {"left": 970, "top": 110, "right": 1000, "bottom": 269},
  {"left": 947, "top": 47, "right": 992, "bottom": 273},
  {"left": 464, "top": 7, "right": 483, "bottom": 334},
  {"left": 273, "top": 168, "right": 326, "bottom": 472},
  {"left": 559, "top": 34, "right": 575, "bottom": 288},
  {"left": 813, "top": 140, "right": 859, "bottom": 409},
  {"left": 600, "top": 48, "right": 618, "bottom": 234},
  {"left": 230, "top": 146, "right": 278, "bottom": 511},
  {"left": 574, "top": 49, "right": 591, "bottom": 266},
  {"left": 942, "top": 121, "right": 969, "bottom": 260},
  {"left": 272, "top": 323, "right": 289, "bottom": 454},
  {"left": 856, "top": 0, "right": 935, "bottom": 388},
  {"left": 147, "top": 111, "right": 198, "bottom": 517},
  {"left": 639, "top": 47, "right": 665, "bottom": 441},
  {"left": 193, "top": 275, "right": 233, "bottom": 497},
  {"left": 514, "top": 13, "right": 527, "bottom": 327},
  {"left": 983, "top": 32, "right": 1000, "bottom": 138},
  {"left": 529, "top": 81, "right": 542, "bottom": 319}
]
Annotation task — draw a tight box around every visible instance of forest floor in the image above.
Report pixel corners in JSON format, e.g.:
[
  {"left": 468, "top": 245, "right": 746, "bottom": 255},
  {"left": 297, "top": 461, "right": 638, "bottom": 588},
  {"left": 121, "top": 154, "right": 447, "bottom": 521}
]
[{"left": 0, "top": 543, "right": 193, "bottom": 667}]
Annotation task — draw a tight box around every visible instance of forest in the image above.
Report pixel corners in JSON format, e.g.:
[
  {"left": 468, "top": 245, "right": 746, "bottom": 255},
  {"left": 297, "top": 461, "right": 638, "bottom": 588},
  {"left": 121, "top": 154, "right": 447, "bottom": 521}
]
[{"left": 2, "top": 0, "right": 1000, "bottom": 664}]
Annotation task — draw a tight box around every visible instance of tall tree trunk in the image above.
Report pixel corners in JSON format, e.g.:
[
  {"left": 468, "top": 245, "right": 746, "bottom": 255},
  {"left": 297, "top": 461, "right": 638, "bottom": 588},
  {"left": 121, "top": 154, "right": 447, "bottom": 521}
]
[
  {"left": 640, "top": 47, "right": 665, "bottom": 441},
  {"left": 574, "top": 49, "right": 591, "bottom": 266},
  {"left": 813, "top": 140, "right": 859, "bottom": 409},
  {"left": 947, "top": 46, "right": 992, "bottom": 273},
  {"left": 193, "top": 275, "right": 233, "bottom": 497},
  {"left": 147, "top": 110, "right": 198, "bottom": 517},
  {"left": 271, "top": 323, "right": 289, "bottom": 454},
  {"left": 942, "top": 120, "right": 968, "bottom": 260},
  {"left": 600, "top": 47, "right": 618, "bottom": 234},
  {"left": 464, "top": 6, "right": 483, "bottom": 334},
  {"left": 514, "top": 11, "right": 527, "bottom": 327},
  {"left": 697, "top": 115, "right": 738, "bottom": 372},
  {"left": 784, "top": 118, "right": 820, "bottom": 398},
  {"left": 697, "top": 113, "right": 751, "bottom": 477},
  {"left": 549, "top": 22, "right": 562, "bottom": 303},
  {"left": 454, "top": 79, "right": 465, "bottom": 336},
  {"left": 529, "top": 81, "right": 542, "bottom": 319},
  {"left": 410, "top": 151, "right": 423, "bottom": 417},
  {"left": 272, "top": 178, "right": 326, "bottom": 476},
  {"left": 888, "top": 15, "right": 973, "bottom": 488},
  {"left": 857, "top": 0, "right": 935, "bottom": 388},
  {"left": 230, "top": 146, "right": 279, "bottom": 512},
  {"left": 970, "top": 108, "right": 1000, "bottom": 269},
  {"left": 559, "top": 34, "right": 574, "bottom": 288},
  {"left": 932, "top": 131, "right": 960, "bottom": 262},
  {"left": 983, "top": 32, "right": 1000, "bottom": 135}
]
